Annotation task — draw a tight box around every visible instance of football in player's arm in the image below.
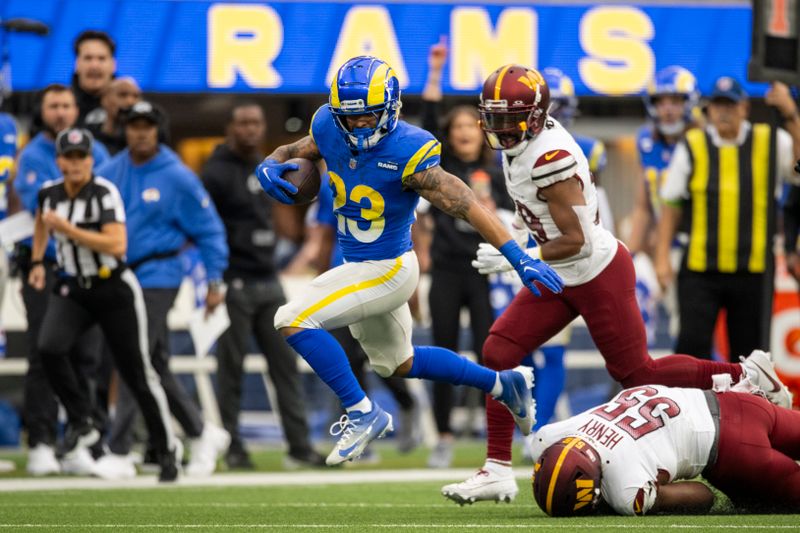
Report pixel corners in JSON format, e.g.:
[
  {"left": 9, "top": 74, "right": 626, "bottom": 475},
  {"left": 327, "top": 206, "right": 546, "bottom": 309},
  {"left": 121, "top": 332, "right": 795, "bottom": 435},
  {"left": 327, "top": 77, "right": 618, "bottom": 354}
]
[{"left": 258, "top": 121, "right": 562, "bottom": 299}]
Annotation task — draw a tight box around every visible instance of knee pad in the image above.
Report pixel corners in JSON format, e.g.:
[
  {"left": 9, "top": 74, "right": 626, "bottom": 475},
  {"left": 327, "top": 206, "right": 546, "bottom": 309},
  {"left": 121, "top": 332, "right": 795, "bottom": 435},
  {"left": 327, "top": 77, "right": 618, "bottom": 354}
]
[
  {"left": 273, "top": 303, "right": 297, "bottom": 330},
  {"left": 371, "top": 363, "right": 395, "bottom": 378},
  {"left": 618, "top": 360, "right": 653, "bottom": 388}
]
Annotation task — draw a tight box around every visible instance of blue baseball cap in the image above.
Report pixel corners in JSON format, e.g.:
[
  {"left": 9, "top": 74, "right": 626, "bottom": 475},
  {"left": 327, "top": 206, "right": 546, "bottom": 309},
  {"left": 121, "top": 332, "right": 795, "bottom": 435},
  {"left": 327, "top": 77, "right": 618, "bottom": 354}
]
[{"left": 709, "top": 76, "right": 748, "bottom": 103}]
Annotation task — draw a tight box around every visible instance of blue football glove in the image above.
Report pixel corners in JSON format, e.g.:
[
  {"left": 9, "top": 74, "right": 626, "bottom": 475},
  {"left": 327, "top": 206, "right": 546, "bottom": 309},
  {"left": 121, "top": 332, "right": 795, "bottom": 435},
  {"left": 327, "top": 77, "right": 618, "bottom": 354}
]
[
  {"left": 256, "top": 158, "right": 299, "bottom": 204},
  {"left": 498, "top": 240, "right": 564, "bottom": 296}
]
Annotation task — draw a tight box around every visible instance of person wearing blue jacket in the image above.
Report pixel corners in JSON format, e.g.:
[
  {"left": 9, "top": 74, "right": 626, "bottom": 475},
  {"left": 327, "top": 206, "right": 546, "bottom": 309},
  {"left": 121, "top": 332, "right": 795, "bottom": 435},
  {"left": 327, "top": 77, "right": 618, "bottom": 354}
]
[
  {"left": 13, "top": 84, "right": 108, "bottom": 477},
  {"left": 93, "top": 101, "right": 230, "bottom": 479}
]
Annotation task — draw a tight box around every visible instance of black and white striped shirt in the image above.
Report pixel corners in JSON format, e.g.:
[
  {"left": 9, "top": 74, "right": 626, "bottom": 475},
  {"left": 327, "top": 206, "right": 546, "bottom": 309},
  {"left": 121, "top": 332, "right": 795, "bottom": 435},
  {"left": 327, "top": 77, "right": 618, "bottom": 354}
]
[{"left": 37, "top": 175, "right": 126, "bottom": 277}]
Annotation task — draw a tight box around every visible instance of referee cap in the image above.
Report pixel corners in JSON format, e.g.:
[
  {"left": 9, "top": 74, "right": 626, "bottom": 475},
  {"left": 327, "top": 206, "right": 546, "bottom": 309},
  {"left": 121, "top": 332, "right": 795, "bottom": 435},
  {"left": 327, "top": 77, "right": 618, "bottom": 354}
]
[{"left": 56, "top": 128, "right": 94, "bottom": 156}]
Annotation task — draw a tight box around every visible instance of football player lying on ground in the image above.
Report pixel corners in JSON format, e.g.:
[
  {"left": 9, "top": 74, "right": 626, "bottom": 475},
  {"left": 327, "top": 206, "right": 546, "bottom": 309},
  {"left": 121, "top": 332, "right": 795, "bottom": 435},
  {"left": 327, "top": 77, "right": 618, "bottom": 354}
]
[
  {"left": 442, "top": 64, "right": 794, "bottom": 504},
  {"left": 255, "top": 56, "right": 564, "bottom": 466},
  {"left": 530, "top": 375, "right": 800, "bottom": 516}
]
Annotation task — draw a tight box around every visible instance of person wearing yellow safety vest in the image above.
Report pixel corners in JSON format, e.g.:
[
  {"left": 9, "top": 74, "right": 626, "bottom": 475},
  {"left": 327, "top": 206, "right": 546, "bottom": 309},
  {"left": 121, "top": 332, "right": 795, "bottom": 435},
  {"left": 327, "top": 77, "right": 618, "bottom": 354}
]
[{"left": 655, "top": 77, "right": 800, "bottom": 360}]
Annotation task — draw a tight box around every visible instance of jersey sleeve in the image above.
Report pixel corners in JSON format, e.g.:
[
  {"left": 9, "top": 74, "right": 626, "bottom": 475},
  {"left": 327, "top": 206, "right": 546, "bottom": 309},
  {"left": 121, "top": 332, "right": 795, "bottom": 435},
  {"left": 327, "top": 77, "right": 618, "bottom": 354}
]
[
  {"left": 660, "top": 141, "right": 692, "bottom": 205},
  {"left": 98, "top": 181, "right": 126, "bottom": 225},
  {"left": 400, "top": 135, "right": 441, "bottom": 182},
  {"left": 530, "top": 149, "right": 578, "bottom": 188},
  {"left": 0, "top": 114, "right": 17, "bottom": 182},
  {"left": 602, "top": 461, "right": 659, "bottom": 516},
  {"left": 309, "top": 104, "right": 329, "bottom": 149},
  {"left": 636, "top": 126, "right": 654, "bottom": 159},
  {"left": 587, "top": 140, "right": 607, "bottom": 175}
]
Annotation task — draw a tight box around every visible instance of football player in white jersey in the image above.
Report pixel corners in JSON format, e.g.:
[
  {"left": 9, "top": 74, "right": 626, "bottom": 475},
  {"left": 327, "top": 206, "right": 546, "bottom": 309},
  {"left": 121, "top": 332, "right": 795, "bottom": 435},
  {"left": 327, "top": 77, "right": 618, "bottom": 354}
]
[
  {"left": 531, "top": 381, "right": 800, "bottom": 516},
  {"left": 442, "top": 65, "right": 792, "bottom": 505}
]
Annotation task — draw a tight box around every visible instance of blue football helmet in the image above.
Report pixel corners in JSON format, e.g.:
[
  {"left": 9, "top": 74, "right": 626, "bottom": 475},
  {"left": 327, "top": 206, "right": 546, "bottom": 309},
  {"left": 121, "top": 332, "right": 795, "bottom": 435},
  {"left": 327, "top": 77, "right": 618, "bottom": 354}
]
[
  {"left": 329, "top": 56, "right": 401, "bottom": 151},
  {"left": 644, "top": 66, "right": 699, "bottom": 136},
  {"left": 542, "top": 67, "right": 578, "bottom": 127}
]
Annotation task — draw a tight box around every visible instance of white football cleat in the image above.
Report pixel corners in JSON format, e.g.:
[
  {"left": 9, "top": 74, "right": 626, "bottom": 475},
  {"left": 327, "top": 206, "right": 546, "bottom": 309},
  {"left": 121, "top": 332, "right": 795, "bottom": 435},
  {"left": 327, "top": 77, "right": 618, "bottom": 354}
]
[
  {"left": 442, "top": 468, "right": 519, "bottom": 505},
  {"left": 186, "top": 423, "right": 230, "bottom": 477},
  {"left": 92, "top": 454, "right": 136, "bottom": 480},
  {"left": 740, "top": 350, "right": 793, "bottom": 408},
  {"left": 61, "top": 446, "right": 95, "bottom": 476},
  {"left": 27, "top": 444, "right": 61, "bottom": 476}
]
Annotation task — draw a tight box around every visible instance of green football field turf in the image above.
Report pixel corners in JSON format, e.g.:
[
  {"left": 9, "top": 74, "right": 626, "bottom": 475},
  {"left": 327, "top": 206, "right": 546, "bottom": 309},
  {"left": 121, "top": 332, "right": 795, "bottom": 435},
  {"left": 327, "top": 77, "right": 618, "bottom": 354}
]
[
  {"left": 1, "top": 443, "right": 797, "bottom": 532},
  {"left": 1, "top": 482, "right": 798, "bottom": 532}
]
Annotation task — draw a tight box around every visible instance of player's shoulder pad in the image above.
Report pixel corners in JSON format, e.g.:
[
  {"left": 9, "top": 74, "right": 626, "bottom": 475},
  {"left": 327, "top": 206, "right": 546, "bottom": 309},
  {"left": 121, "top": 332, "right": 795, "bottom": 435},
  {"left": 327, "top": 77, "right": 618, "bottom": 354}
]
[
  {"left": 531, "top": 149, "right": 577, "bottom": 182},
  {"left": 637, "top": 125, "right": 656, "bottom": 155},
  {"left": 397, "top": 123, "right": 441, "bottom": 179},
  {"left": 309, "top": 104, "right": 332, "bottom": 142},
  {"left": 575, "top": 134, "right": 606, "bottom": 175}
]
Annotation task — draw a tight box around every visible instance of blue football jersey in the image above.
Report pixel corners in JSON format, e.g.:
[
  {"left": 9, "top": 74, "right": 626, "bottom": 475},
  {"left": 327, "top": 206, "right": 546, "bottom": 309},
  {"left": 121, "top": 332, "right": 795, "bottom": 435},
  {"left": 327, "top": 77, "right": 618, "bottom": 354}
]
[
  {"left": 637, "top": 125, "right": 677, "bottom": 219},
  {"left": 310, "top": 105, "right": 441, "bottom": 262},
  {"left": 0, "top": 113, "right": 17, "bottom": 220},
  {"left": 574, "top": 134, "right": 606, "bottom": 177}
]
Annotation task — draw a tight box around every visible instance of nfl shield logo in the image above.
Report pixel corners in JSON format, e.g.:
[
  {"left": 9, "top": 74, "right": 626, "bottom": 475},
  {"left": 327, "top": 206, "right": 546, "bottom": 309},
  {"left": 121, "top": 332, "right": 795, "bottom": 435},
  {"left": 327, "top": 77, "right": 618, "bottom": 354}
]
[{"left": 349, "top": 158, "right": 357, "bottom": 170}]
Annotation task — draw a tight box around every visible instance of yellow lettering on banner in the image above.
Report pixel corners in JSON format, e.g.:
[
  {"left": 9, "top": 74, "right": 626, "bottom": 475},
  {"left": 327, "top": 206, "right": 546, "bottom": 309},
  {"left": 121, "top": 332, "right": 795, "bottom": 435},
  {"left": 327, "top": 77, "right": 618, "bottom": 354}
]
[
  {"left": 207, "top": 4, "right": 283, "bottom": 88},
  {"left": 578, "top": 6, "right": 654, "bottom": 95},
  {"left": 327, "top": 6, "right": 408, "bottom": 88},
  {"left": 450, "top": 7, "right": 536, "bottom": 90}
]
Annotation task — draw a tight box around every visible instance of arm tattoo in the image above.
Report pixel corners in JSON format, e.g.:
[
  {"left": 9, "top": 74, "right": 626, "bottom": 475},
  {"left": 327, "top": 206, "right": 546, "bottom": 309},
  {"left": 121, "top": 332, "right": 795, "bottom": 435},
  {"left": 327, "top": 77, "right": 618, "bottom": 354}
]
[
  {"left": 406, "top": 166, "right": 474, "bottom": 221},
  {"left": 268, "top": 135, "right": 322, "bottom": 162}
]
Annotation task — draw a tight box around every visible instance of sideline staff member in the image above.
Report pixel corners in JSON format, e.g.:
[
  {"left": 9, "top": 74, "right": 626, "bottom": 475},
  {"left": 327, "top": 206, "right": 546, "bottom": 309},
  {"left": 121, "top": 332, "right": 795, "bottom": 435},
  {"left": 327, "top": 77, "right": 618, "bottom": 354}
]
[
  {"left": 656, "top": 78, "right": 800, "bottom": 358},
  {"left": 29, "top": 128, "right": 179, "bottom": 482}
]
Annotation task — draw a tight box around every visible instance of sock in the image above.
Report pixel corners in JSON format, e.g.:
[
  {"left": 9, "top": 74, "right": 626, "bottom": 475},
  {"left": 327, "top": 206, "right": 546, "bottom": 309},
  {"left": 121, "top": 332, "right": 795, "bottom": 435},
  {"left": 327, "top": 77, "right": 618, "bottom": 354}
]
[
  {"left": 533, "top": 346, "right": 566, "bottom": 430},
  {"left": 408, "top": 345, "right": 497, "bottom": 393},
  {"left": 491, "top": 375, "right": 503, "bottom": 397},
  {"left": 346, "top": 397, "right": 372, "bottom": 414},
  {"left": 485, "top": 458, "right": 513, "bottom": 474},
  {"left": 286, "top": 329, "right": 366, "bottom": 409}
]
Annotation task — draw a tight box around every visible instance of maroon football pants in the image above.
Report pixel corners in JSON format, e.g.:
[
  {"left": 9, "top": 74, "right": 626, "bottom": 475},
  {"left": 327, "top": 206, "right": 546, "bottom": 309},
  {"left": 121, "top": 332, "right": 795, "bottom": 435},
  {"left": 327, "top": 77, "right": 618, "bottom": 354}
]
[
  {"left": 484, "top": 243, "right": 744, "bottom": 461},
  {"left": 705, "top": 392, "right": 800, "bottom": 508}
]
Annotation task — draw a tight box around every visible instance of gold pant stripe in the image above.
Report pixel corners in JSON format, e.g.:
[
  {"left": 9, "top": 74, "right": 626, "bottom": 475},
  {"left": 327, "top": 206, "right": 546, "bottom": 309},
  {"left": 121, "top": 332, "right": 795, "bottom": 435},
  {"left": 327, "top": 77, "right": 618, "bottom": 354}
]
[{"left": 289, "top": 257, "right": 404, "bottom": 328}]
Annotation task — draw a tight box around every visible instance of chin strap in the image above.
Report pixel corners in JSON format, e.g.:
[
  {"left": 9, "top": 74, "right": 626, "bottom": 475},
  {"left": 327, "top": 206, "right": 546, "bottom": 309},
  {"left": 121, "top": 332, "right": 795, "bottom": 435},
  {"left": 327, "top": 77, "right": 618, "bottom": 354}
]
[{"left": 657, "top": 120, "right": 685, "bottom": 137}]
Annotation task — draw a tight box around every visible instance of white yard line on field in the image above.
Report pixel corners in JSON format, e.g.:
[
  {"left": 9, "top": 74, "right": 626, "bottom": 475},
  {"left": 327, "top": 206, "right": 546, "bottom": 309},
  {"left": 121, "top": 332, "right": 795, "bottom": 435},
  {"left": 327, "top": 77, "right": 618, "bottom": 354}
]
[
  {"left": 0, "top": 468, "right": 525, "bottom": 492},
  {"left": 0, "top": 524, "right": 797, "bottom": 530}
]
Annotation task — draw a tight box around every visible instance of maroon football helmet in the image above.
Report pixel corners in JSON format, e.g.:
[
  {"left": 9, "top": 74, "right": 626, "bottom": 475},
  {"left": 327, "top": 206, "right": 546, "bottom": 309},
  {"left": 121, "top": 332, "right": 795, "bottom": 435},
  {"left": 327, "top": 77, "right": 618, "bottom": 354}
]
[
  {"left": 478, "top": 64, "right": 550, "bottom": 150},
  {"left": 532, "top": 436, "right": 602, "bottom": 517}
]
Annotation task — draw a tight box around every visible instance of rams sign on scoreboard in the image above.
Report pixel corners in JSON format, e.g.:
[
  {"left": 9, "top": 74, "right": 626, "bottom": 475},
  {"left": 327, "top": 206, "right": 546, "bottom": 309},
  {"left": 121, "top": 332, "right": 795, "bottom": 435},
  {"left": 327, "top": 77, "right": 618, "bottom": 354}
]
[{"left": 3, "top": 1, "right": 762, "bottom": 96}]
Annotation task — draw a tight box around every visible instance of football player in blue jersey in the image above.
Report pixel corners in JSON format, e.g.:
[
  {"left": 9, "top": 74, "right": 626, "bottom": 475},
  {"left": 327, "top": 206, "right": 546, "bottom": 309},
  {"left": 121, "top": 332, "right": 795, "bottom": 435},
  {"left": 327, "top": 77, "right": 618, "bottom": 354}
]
[
  {"left": 255, "top": 56, "right": 564, "bottom": 465},
  {"left": 0, "top": 111, "right": 16, "bottom": 361},
  {"left": 627, "top": 66, "right": 699, "bottom": 258},
  {"left": 0, "top": 112, "right": 16, "bottom": 222},
  {"left": 626, "top": 66, "right": 699, "bottom": 341}
]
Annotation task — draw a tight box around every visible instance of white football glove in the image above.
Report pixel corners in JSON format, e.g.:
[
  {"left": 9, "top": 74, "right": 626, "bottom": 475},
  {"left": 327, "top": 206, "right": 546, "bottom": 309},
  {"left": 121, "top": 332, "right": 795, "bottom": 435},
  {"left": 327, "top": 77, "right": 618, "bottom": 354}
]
[{"left": 472, "top": 243, "right": 513, "bottom": 274}]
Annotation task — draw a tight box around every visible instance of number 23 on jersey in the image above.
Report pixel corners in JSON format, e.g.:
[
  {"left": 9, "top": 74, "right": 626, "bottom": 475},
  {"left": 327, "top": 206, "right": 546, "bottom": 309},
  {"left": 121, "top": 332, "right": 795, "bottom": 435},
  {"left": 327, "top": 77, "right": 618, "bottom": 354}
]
[{"left": 329, "top": 171, "right": 386, "bottom": 243}]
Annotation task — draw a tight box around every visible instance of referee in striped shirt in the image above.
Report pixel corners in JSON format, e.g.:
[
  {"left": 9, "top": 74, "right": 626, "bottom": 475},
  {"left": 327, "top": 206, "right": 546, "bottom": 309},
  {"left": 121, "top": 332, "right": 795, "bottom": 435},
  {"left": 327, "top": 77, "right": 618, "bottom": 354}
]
[{"left": 29, "top": 128, "right": 179, "bottom": 481}]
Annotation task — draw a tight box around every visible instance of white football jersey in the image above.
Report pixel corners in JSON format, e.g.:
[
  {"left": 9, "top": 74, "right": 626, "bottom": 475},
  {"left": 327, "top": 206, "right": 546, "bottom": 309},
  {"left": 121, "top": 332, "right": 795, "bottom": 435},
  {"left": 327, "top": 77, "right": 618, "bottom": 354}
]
[
  {"left": 530, "top": 385, "right": 716, "bottom": 516},
  {"left": 503, "top": 118, "right": 618, "bottom": 286}
]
